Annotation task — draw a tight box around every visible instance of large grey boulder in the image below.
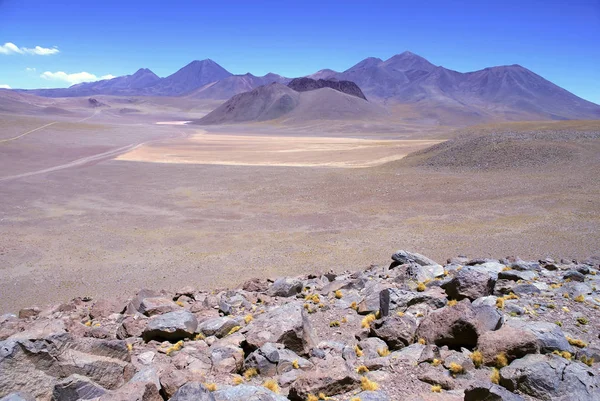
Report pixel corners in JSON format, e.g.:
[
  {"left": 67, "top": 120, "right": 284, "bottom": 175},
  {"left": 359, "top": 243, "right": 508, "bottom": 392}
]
[
  {"left": 464, "top": 382, "right": 525, "bottom": 401},
  {"left": 142, "top": 311, "right": 198, "bottom": 342},
  {"left": 500, "top": 354, "right": 600, "bottom": 400},
  {"left": 442, "top": 267, "right": 496, "bottom": 301},
  {"left": 169, "top": 382, "right": 216, "bottom": 401},
  {"left": 344, "top": 391, "right": 390, "bottom": 401},
  {"left": 268, "top": 277, "right": 303, "bottom": 297},
  {"left": 379, "top": 288, "right": 446, "bottom": 316},
  {"left": 243, "top": 302, "right": 317, "bottom": 355},
  {"left": 0, "top": 394, "right": 35, "bottom": 401},
  {"left": 391, "top": 250, "right": 440, "bottom": 267},
  {"left": 213, "top": 385, "right": 288, "bottom": 401},
  {"left": 197, "top": 317, "right": 239, "bottom": 338},
  {"left": 370, "top": 314, "right": 417, "bottom": 350},
  {"left": 507, "top": 320, "right": 572, "bottom": 353}
]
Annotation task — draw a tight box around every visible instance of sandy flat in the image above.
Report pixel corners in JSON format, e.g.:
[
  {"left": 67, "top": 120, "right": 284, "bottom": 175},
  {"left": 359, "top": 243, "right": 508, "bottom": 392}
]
[{"left": 116, "top": 132, "right": 443, "bottom": 168}]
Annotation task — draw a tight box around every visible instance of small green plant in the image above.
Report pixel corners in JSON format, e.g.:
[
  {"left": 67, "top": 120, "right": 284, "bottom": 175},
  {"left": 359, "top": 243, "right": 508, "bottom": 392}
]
[
  {"left": 377, "top": 347, "right": 390, "bottom": 357},
  {"left": 329, "top": 320, "right": 340, "bottom": 327},
  {"left": 577, "top": 316, "right": 589, "bottom": 325},
  {"left": 356, "top": 365, "right": 369, "bottom": 374},
  {"left": 360, "top": 376, "right": 379, "bottom": 391},
  {"left": 431, "top": 384, "right": 442, "bottom": 393},
  {"left": 494, "top": 353, "right": 508, "bottom": 368},
  {"left": 361, "top": 313, "right": 376, "bottom": 329},
  {"left": 448, "top": 362, "right": 464, "bottom": 376},
  {"left": 567, "top": 337, "right": 587, "bottom": 348},
  {"left": 416, "top": 282, "right": 426, "bottom": 292},
  {"left": 491, "top": 368, "right": 500, "bottom": 384},
  {"left": 334, "top": 290, "right": 343, "bottom": 299},
  {"left": 581, "top": 356, "right": 595, "bottom": 367},
  {"left": 574, "top": 294, "right": 585, "bottom": 302}
]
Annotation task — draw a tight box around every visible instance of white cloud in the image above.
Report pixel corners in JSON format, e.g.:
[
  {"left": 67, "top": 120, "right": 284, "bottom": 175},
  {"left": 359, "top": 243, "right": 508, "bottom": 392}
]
[
  {"left": 40, "top": 71, "right": 115, "bottom": 85},
  {"left": 0, "top": 84, "right": 11, "bottom": 89},
  {"left": 0, "top": 42, "right": 59, "bottom": 56},
  {"left": 26, "top": 67, "right": 36, "bottom": 72}
]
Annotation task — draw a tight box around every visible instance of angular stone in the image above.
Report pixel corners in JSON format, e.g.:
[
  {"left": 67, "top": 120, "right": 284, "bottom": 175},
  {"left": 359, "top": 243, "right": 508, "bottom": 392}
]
[
  {"left": 0, "top": 394, "right": 35, "bottom": 401},
  {"left": 443, "top": 267, "right": 495, "bottom": 301},
  {"left": 17, "top": 307, "right": 41, "bottom": 320},
  {"left": 507, "top": 320, "right": 572, "bottom": 353},
  {"left": 477, "top": 325, "right": 539, "bottom": 364},
  {"left": 380, "top": 288, "right": 446, "bottom": 316},
  {"left": 139, "top": 297, "right": 180, "bottom": 316},
  {"left": 288, "top": 359, "right": 360, "bottom": 401},
  {"left": 498, "top": 270, "right": 538, "bottom": 281},
  {"left": 500, "top": 354, "right": 600, "bottom": 400},
  {"left": 210, "top": 345, "right": 244, "bottom": 373},
  {"left": 268, "top": 277, "right": 303, "bottom": 297},
  {"left": 243, "top": 302, "right": 317, "bottom": 355},
  {"left": 344, "top": 391, "right": 390, "bottom": 401},
  {"left": 52, "top": 374, "right": 107, "bottom": 401},
  {"left": 370, "top": 314, "right": 417, "bottom": 350},
  {"left": 198, "top": 317, "right": 238, "bottom": 338},
  {"left": 142, "top": 311, "right": 198, "bottom": 342},
  {"left": 116, "top": 315, "right": 147, "bottom": 339},
  {"left": 392, "top": 250, "right": 440, "bottom": 267}
]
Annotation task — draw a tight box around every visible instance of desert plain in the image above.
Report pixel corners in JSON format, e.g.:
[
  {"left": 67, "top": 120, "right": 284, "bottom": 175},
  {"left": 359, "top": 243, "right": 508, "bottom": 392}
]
[{"left": 1, "top": 94, "right": 599, "bottom": 314}]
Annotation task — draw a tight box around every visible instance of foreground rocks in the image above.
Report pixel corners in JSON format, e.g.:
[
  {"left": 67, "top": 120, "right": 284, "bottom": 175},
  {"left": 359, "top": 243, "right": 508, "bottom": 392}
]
[{"left": 1, "top": 250, "right": 600, "bottom": 400}]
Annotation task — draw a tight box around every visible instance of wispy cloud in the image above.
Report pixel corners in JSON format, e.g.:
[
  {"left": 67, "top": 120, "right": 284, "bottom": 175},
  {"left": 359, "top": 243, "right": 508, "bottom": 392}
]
[
  {"left": 40, "top": 71, "right": 115, "bottom": 85},
  {"left": 0, "top": 42, "right": 59, "bottom": 56},
  {"left": 0, "top": 84, "right": 11, "bottom": 89},
  {"left": 25, "top": 67, "right": 37, "bottom": 72}
]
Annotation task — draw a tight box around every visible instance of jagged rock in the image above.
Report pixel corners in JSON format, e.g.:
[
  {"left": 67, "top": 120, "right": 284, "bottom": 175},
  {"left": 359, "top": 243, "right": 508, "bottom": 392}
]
[
  {"left": 358, "top": 282, "right": 390, "bottom": 315},
  {"left": 391, "top": 250, "right": 439, "bottom": 267},
  {"left": 0, "top": 334, "right": 132, "bottom": 399},
  {"left": 564, "top": 270, "right": 585, "bottom": 282},
  {"left": 416, "top": 300, "right": 492, "bottom": 349},
  {"left": 472, "top": 304, "right": 503, "bottom": 331},
  {"left": 417, "top": 366, "right": 455, "bottom": 390},
  {"left": 210, "top": 345, "right": 244, "bottom": 373},
  {"left": 464, "top": 382, "right": 525, "bottom": 401},
  {"left": 242, "top": 278, "right": 269, "bottom": 293},
  {"left": 218, "top": 292, "right": 250, "bottom": 315},
  {"left": 159, "top": 368, "right": 193, "bottom": 399},
  {"left": 379, "top": 288, "right": 446, "bottom": 316},
  {"left": 442, "top": 267, "right": 496, "bottom": 300},
  {"left": 125, "top": 289, "right": 161, "bottom": 315},
  {"left": 498, "top": 269, "right": 538, "bottom": 281},
  {"left": 7, "top": 318, "right": 66, "bottom": 340},
  {"left": 197, "top": 317, "right": 239, "bottom": 338},
  {"left": 370, "top": 314, "right": 417, "bottom": 350},
  {"left": 244, "top": 343, "right": 312, "bottom": 376},
  {"left": 129, "top": 366, "right": 161, "bottom": 392},
  {"left": 52, "top": 374, "right": 107, "bottom": 401},
  {"left": 562, "top": 282, "right": 592, "bottom": 298},
  {"left": 139, "top": 297, "right": 180, "bottom": 316},
  {"left": 268, "top": 277, "right": 303, "bottom": 297},
  {"left": 500, "top": 354, "right": 600, "bottom": 400},
  {"left": 507, "top": 320, "right": 572, "bottom": 353},
  {"left": 288, "top": 358, "right": 360, "bottom": 400},
  {"left": 511, "top": 284, "right": 541, "bottom": 296},
  {"left": 169, "top": 382, "right": 215, "bottom": 401},
  {"left": 142, "top": 311, "right": 198, "bottom": 342},
  {"left": 213, "top": 385, "right": 288, "bottom": 401},
  {"left": 243, "top": 302, "right": 317, "bottom": 355},
  {"left": 116, "top": 315, "right": 147, "bottom": 339},
  {"left": 477, "top": 325, "right": 539, "bottom": 364},
  {"left": 359, "top": 337, "right": 389, "bottom": 359}
]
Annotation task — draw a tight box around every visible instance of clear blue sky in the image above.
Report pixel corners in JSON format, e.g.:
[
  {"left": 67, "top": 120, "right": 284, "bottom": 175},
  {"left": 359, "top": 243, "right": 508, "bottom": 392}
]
[{"left": 1, "top": 0, "right": 599, "bottom": 103}]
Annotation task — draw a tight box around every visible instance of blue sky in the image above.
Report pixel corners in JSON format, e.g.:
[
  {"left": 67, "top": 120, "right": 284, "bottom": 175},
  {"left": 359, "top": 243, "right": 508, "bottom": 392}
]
[{"left": 1, "top": 0, "right": 599, "bottom": 103}]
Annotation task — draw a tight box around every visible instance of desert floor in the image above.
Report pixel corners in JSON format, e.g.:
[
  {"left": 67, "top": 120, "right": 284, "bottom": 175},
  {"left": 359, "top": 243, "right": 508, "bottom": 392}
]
[{"left": 0, "top": 105, "right": 598, "bottom": 313}]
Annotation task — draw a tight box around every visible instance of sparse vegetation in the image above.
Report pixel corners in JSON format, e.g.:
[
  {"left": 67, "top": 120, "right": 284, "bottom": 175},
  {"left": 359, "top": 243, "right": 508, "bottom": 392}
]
[
  {"left": 432, "top": 358, "right": 442, "bottom": 367},
  {"left": 470, "top": 350, "right": 483, "bottom": 368},
  {"left": 204, "top": 383, "right": 217, "bottom": 391},
  {"left": 448, "top": 362, "right": 464, "bottom": 376},
  {"left": 431, "top": 384, "right": 442, "bottom": 393},
  {"left": 494, "top": 353, "right": 508, "bottom": 368},
  {"left": 263, "top": 379, "right": 279, "bottom": 393},
  {"left": 447, "top": 299, "right": 458, "bottom": 307},
  {"left": 577, "top": 316, "right": 589, "bottom": 325},
  {"left": 244, "top": 314, "right": 254, "bottom": 324},
  {"left": 491, "top": 368, "right": 500, "bottom": 384},
  {"left": 329, "top": 320, "right": 340, "bottom": 327},
  {"left": 581, "top": 356, "right": 595, "bottom": 367},
  {"left": 574, "top": 294, "right": 585, "bottom": 302},
  {"left": 244, "top": 367, "right": 258, "bottom": 380},
  {"left": 377, "top": 347, "right": 390, "bottom": 357},
  {"left": 416, "top": 282, "right": 426, "bottom": 292},
  {"left": 165, "top": 340, "right": 184, "bottom": 356},
  {"left": 418, "top": 338, "right": 426, "bottom": 345},
  {"left": 361, "top": 313, "right": 376, "bottom": 328},
  {"left": 227, "top": 325, "right": 241, "bottom": 335},
  {"left": 354, "top": 345, "right": 364, "bottom": 357},
  {"left": 292, "top": 359, "right": 299, "bottom": 369},
  {"left": 567, "top": 337, "right": 587, "bottom": 348},
  {"left": 233, "top": 375, "right": 243, "bottom": 385},
  {"left": 360, "top": 376, "right": 379, "bottom": 391},
  {"left": 356, "top": 365, "right": 369, "bottom": 374},
  {"left": 334, "top": 290, "right": 343, "bottom": 299}
]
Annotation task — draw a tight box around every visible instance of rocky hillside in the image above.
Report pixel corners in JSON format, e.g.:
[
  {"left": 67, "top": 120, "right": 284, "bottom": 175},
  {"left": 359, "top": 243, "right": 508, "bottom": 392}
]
[
  {"left": 287, "top": 78, "right": 367, "bottom": 101},
  {"left": 1, "top": 250, "right": 600, "bottom": 401}
]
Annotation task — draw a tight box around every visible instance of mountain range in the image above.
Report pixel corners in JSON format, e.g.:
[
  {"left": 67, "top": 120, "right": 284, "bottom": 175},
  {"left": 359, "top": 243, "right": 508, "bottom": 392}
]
[{"left": 22, "top": 52, "right": 600, "bottom": 121}]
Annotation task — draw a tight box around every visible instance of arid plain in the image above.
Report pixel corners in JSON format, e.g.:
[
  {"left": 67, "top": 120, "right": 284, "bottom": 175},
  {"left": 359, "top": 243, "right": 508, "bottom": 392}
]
[{"left": 1, "top": 93, "right": 599, "bottom": 313}]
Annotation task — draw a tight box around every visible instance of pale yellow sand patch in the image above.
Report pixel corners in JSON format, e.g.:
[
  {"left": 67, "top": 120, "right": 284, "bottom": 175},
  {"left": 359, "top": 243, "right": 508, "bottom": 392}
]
[{"left": 116, "top": 132, "right": 443, "bottom": 168}]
